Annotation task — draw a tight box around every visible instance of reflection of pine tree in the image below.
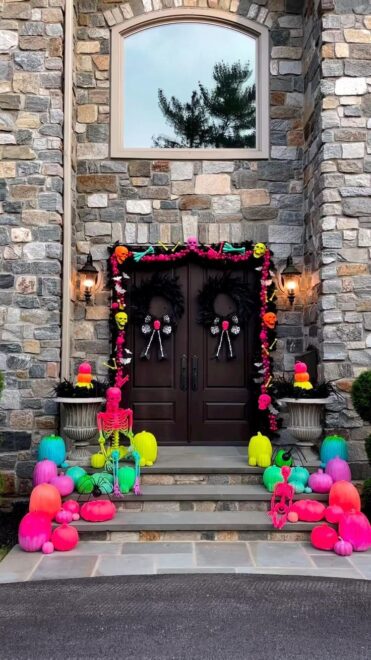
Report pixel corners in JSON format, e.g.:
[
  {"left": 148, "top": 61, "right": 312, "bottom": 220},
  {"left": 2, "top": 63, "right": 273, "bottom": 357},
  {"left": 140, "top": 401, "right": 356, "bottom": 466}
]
[{"left": 152, "top": 61, "right": 256, "bottom": 149}]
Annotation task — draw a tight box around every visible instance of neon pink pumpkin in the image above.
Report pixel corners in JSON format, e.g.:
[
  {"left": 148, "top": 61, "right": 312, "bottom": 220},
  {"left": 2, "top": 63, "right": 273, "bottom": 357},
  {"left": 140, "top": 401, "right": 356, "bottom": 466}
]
[
  {"left": 42, "top": 541, "right": 54, "bottom": 555},
  {"left": 62, "top": 500, "right": 80, "bottom": 515},
  {"left": 291, "top": 499, "right": 326, "bottom": 522},
  {"left": 80, "top": 500, "right": 116, "bottom": 522},
  {"left": 55, "top": 509, "right": 73, "bottom": 524},
  {"left": 325, "top": 505, "right": 344, "bottom": 524},
  {"left": 311, "top": 524, "right": 338, "bottom": 551},
  {"left": 32, "top": 459, "right": 58, "bottom": 486},
  {"left": 18, "top": 512, "right": 52, "bottom": 552},
  {"left": 325, "top": 457, "right": 351, "bottom": 483},
  {"left": 338, "top": 511, "right": 371, "bottom": 552},
  {"left": 308, "top": 469, "right": 333, "bottom": 494},
  {"left": 294, "top": 362, "right": 307, "bottom": 374},
  {"left": 329, "top": 481, "right": 361, "bottom": 513},
  {"left": 50, "top": 473, "right": 74, "bottom": 497},
  {"left": 51, "top": 524, "right": 79, "bottom": 551}
]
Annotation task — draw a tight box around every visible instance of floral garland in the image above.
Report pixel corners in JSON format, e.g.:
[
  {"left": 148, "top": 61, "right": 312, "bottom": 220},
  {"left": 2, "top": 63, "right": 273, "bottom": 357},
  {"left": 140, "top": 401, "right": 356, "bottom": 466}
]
[{"left": 108, "top": 239, "right": 279, "bottom": 433}]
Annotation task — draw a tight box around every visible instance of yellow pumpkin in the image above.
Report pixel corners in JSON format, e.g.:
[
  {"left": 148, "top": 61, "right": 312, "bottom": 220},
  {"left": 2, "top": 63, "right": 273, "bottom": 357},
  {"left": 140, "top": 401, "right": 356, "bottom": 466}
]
[
  {"left": 294, "top": 381, "right": 313, "bottom": 390},
  {"left": 90, "top": 453, "right": 106, "bottom": 469},
  {"left": 132, "top": 431, "right": 158, "bottom": 467},
  {"left": 248, "top": 431, "right": 272, "bottom": 468}
]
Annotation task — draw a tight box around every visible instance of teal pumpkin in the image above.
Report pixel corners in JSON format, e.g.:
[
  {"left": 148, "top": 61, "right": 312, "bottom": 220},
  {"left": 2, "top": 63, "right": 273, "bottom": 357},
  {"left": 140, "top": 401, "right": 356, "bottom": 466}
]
[
  {"left": 66, "top": 466, "right": 86, "bottom": 486},
  {"left": 288, "top": 466, "right": 311, "bottom": 494},
  {"left": 37, "top": 434, "right": 67, "bottom": 467},
  {"left": 320, "top": 435, "right": 348, "bottom": 467},
  {"left": 118, "top": 466, "right": 135, "bottom": 493},
  {"left": 92, "top": 472, "right": 113, "bottom": 494},
  {"left": 263, "top": 465, "right": 284, "bottom": 493}
]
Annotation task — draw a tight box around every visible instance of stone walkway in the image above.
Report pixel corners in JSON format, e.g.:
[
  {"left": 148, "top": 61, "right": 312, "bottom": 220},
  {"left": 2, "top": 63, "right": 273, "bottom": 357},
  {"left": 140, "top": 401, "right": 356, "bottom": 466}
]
[{"left": 0, "top": 542, "right": 370, "bottom": 582}]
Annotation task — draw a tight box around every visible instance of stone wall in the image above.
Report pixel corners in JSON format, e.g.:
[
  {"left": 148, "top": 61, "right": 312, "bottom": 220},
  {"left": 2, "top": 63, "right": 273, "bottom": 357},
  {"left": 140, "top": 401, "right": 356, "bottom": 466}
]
[
  {"left": 0, "top": 0, "right": 64, "bottom": 498},
  {"left": 318, "top": 0, "right": 371, "bottom": 460},
  {"left": 72, "top": 0, "right": 307, "bottom": 384}
]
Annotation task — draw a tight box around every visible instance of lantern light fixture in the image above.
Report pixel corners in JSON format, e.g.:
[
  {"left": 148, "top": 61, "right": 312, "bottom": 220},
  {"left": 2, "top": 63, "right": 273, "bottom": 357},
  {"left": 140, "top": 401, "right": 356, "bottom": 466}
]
[
  {"left": 78, "top": 253, "right": 99, "bottom": 304},
  {"left": 280, "top": 256, "right": 302, "bottom": 306}
]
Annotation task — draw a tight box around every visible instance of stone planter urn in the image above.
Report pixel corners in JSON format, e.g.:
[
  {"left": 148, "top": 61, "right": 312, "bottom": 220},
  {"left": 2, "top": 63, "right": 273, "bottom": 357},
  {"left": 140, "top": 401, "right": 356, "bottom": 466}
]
[
  {"left": 55, "top": 397, "right": 104, "bottom": 463},
  {"left": 278, "top": 398, "right": 331, "bottom": 446}
]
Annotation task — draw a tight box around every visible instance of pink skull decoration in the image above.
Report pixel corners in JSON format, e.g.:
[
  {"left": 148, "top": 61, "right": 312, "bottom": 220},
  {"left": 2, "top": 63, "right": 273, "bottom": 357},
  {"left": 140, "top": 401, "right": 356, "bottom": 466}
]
[
  {"left": 187, "top": 236, "right": 198, "bottom": 250},
  {"left": 258, "top": 394, "right": 272, "bottom": 411}
]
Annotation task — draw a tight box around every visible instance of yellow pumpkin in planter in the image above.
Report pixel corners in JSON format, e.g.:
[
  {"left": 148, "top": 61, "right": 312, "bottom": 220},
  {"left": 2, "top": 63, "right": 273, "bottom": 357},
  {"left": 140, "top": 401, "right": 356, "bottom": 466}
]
[
  {"left": 90, "top": 453, "right": 105, "bottom": 469},
  {"left": 132, "top": 431, "right": 158, "bottom": 467},
  {"left": 248, "top": 431, "right": 272, "bottom": 468}
]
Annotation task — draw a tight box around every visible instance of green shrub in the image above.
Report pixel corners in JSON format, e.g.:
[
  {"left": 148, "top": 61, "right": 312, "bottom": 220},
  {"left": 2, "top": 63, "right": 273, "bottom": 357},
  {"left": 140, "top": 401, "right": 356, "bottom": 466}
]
[
  {"left": 366, "top": 435, "right": 371, "bottom": 466},
  {"left": 351, "top": 371, "right": 371, "bottom": 424}
]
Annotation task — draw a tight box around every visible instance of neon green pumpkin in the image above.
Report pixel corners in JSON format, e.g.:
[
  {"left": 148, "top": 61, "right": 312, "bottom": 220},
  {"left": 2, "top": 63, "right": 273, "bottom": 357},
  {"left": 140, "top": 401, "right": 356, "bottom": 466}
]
[{"left": 132, "top": 431, "right": 158, "bottom": 467}]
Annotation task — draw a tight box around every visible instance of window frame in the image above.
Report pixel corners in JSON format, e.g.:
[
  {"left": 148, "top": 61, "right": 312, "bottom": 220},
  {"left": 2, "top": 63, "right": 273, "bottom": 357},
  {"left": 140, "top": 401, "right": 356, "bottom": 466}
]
[{"left": 110, "top": 9, "right": 269, "bottom": 160}]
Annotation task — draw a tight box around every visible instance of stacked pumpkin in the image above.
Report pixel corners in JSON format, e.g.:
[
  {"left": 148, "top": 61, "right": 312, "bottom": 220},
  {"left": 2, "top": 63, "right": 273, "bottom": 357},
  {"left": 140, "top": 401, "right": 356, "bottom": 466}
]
[
  {"left": 293, "top": 361, "right": 313, "bottom": 391},
  {"left": 19, "top": 434, "right": 80, "bottom": 553}
]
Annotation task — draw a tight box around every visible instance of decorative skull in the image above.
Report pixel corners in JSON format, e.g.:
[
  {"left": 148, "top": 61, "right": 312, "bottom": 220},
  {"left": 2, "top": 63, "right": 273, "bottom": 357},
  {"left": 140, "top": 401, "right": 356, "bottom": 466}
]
[
  {"left": 115, "top": 311, "right": 128, "bottom": 329},
  {"left": 262, "top": 312, "right": 277, "bottom": 330},
  {"left": 114, "top": 245, "right": 130, "bottom": 264},
  {"left": 253, "top": 242, "right": 267, "bottom": 258},
  {"left": 186, "top": 236, "right": 198, "bottom": 251}
]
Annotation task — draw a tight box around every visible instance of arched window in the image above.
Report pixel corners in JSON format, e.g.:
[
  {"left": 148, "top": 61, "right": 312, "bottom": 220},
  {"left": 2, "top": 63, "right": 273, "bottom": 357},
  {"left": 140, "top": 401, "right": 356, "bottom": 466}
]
[{"left": 111, "top": 9, "right": 269, "bottom": 159}]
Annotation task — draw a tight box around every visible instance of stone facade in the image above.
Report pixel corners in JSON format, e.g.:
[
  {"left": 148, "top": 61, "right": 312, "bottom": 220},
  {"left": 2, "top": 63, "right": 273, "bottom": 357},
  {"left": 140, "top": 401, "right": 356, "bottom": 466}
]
[{"left": 0, "top": 0, "right": 371, "bottom": 500}]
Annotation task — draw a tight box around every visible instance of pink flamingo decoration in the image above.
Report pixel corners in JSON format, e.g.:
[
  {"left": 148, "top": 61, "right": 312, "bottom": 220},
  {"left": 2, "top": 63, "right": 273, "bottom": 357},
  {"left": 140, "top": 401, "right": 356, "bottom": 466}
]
[{"left": 268, "top": 466, "right": 295, "bottom": 529}]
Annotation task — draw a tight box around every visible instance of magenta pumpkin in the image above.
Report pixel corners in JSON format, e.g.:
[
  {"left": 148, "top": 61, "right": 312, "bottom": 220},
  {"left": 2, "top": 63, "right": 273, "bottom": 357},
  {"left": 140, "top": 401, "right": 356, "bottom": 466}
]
[
  {"left": 291, "top": 499, "right": 326, "bottom": 522},
  {"left": 325, "top": 456, "right": 351, "bottom": 483},
  {"left": 334, "top": 538, "right": 353, "bottom": 557},
  {"left": 18, "top": 511, "right": 52, "bottom": 552},
  {"left": 62, "top": 500, "right": 80, "bottom": 515},
  {"left": 55, "top": 509, "right": 73, "bottom": 524},
  {"left": 311, "top": 524, "right": 338, "bottom": 551},
  {"left": 308, "top": 469, "right": 333, "bottom": 494},
  {"left": 51, "top": 524, "right": 79, "bottom": 551},
  {"left": 80, "top": 500, "right": 116, "bottom": 522},
  {"left": 32, "top": 459, "right": 58, "bottom": 486},
  {"left": 50, "top": 473, "right": 74, "bottom": 497},
  {"left": 339, "top": 511, "right": 371, "bottom": 552},
  {"left": 325, "top": 505, "right": 344, "bottom": 524}
]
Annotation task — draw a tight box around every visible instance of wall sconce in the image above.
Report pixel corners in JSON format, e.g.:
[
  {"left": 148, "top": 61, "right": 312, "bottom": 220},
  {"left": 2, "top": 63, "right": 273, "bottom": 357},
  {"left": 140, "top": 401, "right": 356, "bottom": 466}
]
[
  {"left": 78, "top": 253, "right": 99, "bottom": 304},
  {"left": 280, "top": 256, "right": 302, "bottom": 306}
]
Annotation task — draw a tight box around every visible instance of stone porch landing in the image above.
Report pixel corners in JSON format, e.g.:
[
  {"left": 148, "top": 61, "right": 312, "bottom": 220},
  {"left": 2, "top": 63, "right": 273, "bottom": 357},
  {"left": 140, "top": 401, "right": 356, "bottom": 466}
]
[{"left": 0, "top": 542, "right": 370, "bottom": 583}]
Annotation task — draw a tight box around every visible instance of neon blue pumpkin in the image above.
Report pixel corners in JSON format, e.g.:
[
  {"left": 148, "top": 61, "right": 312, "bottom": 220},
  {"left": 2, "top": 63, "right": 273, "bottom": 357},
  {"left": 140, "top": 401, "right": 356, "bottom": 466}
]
[
  {"left": 66, "top": 466, "right": 86, "bottom": 486},
  {"left": 320, "top": 435, "right": 348, "bottom": 467},
  {"left": 37, "top": 434, "right": 67, "bottom": 467}
]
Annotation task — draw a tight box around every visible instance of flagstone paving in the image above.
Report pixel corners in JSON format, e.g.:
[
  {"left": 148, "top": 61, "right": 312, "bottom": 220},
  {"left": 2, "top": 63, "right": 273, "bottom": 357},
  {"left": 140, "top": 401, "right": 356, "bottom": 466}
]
[{"left": 0, "top": 542, "right": 370, "bottom": 583}]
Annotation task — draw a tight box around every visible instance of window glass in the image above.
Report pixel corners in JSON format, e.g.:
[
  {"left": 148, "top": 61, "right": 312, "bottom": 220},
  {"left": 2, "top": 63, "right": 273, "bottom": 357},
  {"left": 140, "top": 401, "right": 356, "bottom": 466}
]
[{"left": 123, "top": 22, "right": 256, "bottom": 150}]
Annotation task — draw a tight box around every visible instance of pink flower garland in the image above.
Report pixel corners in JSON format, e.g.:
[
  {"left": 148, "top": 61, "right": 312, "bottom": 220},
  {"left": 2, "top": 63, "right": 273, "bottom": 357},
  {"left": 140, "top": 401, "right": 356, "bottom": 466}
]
[{"left": 109, "top": 244, "right": 278, "bottom": 432}]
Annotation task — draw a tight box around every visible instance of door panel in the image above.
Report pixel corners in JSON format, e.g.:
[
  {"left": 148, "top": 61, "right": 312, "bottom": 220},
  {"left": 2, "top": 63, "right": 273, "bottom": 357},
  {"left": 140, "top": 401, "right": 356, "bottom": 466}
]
[{"left": 127, "top": 266, "right": 188, "bottom": 444}]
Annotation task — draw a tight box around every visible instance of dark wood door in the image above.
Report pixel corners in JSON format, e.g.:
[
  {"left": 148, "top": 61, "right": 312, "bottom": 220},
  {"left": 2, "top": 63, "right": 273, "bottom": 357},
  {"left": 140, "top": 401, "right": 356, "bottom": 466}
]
[{"left": 127, "top": 263, "right": 259, "bottom": 444}]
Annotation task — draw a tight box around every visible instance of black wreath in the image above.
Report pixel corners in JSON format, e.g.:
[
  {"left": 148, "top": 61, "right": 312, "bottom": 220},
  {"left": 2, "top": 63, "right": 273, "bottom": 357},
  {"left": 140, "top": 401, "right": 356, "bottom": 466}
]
[
  {"left": 197, "top": 273, "right": 254, "bottom": 327},
  {"left": 130, "top": 272, "right": 185, "bottom": 327}
]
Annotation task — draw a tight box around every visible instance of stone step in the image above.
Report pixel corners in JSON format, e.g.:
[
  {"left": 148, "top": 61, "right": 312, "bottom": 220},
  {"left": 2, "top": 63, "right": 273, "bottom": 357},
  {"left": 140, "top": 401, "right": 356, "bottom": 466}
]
[{"left": 72, "top": 510, "right": 320, "bottom": 543}]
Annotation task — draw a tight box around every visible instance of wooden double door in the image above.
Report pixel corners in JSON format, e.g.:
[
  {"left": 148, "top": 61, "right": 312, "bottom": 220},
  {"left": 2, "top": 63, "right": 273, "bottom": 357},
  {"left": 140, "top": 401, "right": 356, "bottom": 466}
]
[{"left": 126, "top": 263, "right": 260, "bottom": 445}]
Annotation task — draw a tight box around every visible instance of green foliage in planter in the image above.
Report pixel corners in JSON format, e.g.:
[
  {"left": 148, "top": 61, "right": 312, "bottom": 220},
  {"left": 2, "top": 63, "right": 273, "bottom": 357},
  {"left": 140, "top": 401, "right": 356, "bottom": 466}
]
[
  {"left": 362, "top": 478, "right": 371, "bottom": 522},
  {"left": 351, "top": 371, "right": 371, "bottom": 423}
]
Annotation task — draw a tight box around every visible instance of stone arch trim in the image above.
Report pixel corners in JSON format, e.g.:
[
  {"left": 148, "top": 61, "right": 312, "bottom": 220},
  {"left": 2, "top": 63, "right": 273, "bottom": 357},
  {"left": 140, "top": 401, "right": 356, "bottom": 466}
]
[{"left": 103, "top": 1, "right": 273, "bottom": 29}]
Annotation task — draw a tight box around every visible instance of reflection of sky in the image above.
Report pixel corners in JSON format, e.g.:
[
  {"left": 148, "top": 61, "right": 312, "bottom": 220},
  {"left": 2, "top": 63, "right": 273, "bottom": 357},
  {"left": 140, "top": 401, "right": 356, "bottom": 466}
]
[{"left": 123, "top": 23, "right": 256, "bottom": 148}]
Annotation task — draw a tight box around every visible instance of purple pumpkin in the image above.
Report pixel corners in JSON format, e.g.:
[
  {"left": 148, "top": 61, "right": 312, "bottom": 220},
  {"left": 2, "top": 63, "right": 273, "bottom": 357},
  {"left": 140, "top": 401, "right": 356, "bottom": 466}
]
[
  {"left": 18, "top": 511, "right": 52, "bottom": 552},
  {"left": 33, "top": 459, "right": 58, "bottom": 486},
  {"left": 55, "top": 509, "right": 73, "bottom": 524},
  {"left": 50, "top": 473, "right": 74, "bottom": 497},
  {"left": 325, "top": 456, "right": 351, "bottom": 483},
  {"left": 308, "top": 469, "right": 333, "bottom": 494},
  {"left": 334, "top": 538, "right": 353, "bottom": 557}
]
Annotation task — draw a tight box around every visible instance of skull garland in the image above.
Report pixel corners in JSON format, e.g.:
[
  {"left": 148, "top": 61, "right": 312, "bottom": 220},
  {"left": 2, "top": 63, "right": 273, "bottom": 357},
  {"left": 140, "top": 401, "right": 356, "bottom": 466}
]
[
  {"left": 197, "top": 273, "right": 256, "bottom": 361},
  {"left": 130, "top": 273, "right": 185, "bottom": 361}
]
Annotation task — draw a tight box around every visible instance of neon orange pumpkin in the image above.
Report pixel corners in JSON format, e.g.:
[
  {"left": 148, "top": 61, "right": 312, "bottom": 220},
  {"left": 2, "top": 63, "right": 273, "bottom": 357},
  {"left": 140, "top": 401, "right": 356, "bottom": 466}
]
[
  {"left": 29, "top": 483, "right": 62, "bottom": 520},
  {"left": 295, "top": 373, "right": 310, "bottom": 382}
]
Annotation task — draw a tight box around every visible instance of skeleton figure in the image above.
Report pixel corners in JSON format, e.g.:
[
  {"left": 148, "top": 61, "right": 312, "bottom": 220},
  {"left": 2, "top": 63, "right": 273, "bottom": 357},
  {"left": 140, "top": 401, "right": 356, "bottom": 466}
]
[
  {"left": 210, "top": 315, "right": 240, "bottom": 360},
  {"left": 140, "top": 314, "right": 172, "bottom": 360}
]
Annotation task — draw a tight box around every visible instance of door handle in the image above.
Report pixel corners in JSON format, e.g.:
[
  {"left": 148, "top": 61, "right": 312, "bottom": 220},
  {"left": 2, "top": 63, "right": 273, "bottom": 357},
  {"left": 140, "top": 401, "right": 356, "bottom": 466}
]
[
  {"left": 191, "top": 355, "right": 198, "bottom": 391},
  {"left": 180, "top": 354, "right": 187, "bottom": 391}
]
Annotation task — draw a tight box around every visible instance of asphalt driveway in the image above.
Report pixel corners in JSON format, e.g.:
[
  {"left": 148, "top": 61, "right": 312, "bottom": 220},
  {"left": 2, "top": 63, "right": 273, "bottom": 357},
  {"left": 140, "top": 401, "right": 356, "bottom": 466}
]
[{"left": 0, "top": 574, "right": 370, "bottom": 659}]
